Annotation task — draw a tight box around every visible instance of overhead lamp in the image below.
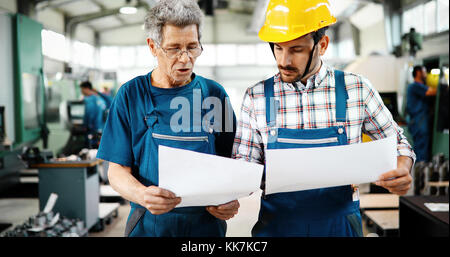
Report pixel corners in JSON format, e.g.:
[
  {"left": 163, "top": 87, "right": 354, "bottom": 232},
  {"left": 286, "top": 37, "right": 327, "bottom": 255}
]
[{"left": 120, "top": 0, "right": 137, "bottom": 15}]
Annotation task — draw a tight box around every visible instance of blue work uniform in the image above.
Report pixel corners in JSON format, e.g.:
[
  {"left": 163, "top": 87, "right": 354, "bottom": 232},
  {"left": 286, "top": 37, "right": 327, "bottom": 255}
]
[
  {"left": 252, "top": 70, "right": 363, "bottom": 237},
  {"left": 406, "top": 82, "right": 430, "bottom": 162},
  {"left": 83, "top": 94, "right": 107, "bottom": 133},
  {"left": 97, "top": 72, "right": 236, "bottom": 237}
]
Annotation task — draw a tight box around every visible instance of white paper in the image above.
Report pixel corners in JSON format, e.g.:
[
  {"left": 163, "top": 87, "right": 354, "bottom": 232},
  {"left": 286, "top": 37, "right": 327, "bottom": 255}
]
[
  {"left": 424, "top": 203, "right": 449, "bottom": 212},
  {"left": 43, "top": 193, "right": 58, "bottom": 213},
  {"left": 158, "top": 146, "right": 264, "bottom": 207},
  {"left": 265, "top": 136, "right": 397, "bottom": 195}
]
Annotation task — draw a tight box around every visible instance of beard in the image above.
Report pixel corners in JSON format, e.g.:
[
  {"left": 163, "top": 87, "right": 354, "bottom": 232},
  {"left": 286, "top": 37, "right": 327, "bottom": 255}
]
[{"left": 278, "top": 65, "right": 303, "bottom": 83}]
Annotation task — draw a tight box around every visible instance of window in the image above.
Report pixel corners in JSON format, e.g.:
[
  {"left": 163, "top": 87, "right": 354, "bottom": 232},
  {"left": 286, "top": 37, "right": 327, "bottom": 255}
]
[
  {"left": 256, "top": 43, "right": 276, "bottom": 66},
  {"left": 402, "top": 0, "right": 449, "bottom": 36},
  {"left": 216, "top": 44, "right": 237, "bottom": 66},
  {"left": 195, "top": 44, "right": 217, "bottom": 66},
  {"left": 402, "top": 4, "right": 425, "bottom": 34},
  {"left": 136, "top": 45, "right": 155, "bottom": 68},
  {"left": 424, "top": 0, "right": 437, "bottom": 35},
  {"left": 119, "top": 46, "right": 136, "bottom": 68},
  {"left": 72, "top": 41, "right": 95, "bottom": 68},
  {"left": 41, "top": 29, "right": 68, "bottom": 62},
  {"left": 99, "top": 46, "right": 119, "bottom": 70},
  {"left": 237, "top": 44, "right": 256, "bottom": 65},
  {"left": 437, "top": 0, "right": 449, "bottom": 32}
]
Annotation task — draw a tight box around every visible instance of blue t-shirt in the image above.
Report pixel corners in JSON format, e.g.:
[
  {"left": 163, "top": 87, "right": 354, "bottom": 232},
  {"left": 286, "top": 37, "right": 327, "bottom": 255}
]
[
  {"left": 96, "top": 72, "right": 236, "bottom": 168},
  {"left": 406, "top": 81, "right": 429, "bottom": 117},
  {"left": 83, "top": 94, "right": 107, "bottom": 133}
]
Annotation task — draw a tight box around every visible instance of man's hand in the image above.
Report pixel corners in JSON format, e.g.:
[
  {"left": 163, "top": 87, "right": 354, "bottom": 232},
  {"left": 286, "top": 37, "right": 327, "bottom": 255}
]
[
  {"left": 141, "top": 186, "right": 181, "bottom": 215},
  {"left": 375, "top": 156, "right": 413, "bottom": 195},
  {"left": 206, "top": 200, "right": 240, "bottom": 220}
]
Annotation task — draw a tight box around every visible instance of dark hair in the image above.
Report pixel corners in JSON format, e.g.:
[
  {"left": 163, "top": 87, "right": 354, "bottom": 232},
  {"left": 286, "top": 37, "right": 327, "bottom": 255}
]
[
  {"left": 412, "top": 65, "right": 424, "bottom": 78},
  {"left": 80, "top": 81, "right": 93, "bottom": 90},
  {"left": 312, "top": 26, "right": 329, "bottom": 44}
]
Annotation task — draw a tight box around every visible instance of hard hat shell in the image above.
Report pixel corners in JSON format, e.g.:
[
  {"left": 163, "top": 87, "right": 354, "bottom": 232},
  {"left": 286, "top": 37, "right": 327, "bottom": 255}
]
[{"left": 259, "top": 0, "right": 337, "bottom": 43}]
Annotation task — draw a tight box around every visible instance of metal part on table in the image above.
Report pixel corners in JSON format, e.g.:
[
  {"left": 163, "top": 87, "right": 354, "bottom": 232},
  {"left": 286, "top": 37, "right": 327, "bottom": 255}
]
[{"left": 2, "top": 211, "right": 87, "bottom": 237}]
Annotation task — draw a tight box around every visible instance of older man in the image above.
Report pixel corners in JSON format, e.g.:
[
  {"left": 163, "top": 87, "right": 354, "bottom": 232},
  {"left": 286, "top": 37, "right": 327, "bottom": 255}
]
[
  {"left": 97, "top": 0, "right": 238, "bottom": 237},
  {"left": 232, "top": 0, "right": 415, "bottom": 237}
]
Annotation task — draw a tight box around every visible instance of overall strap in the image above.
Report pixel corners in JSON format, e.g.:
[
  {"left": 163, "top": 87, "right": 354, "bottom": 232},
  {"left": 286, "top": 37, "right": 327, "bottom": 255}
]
[
  {"left": 264, "top": 76, "right": 277, "bottom": 127},
  {"left": 334, "top": 70, "right": 348, "bottom": 123}
]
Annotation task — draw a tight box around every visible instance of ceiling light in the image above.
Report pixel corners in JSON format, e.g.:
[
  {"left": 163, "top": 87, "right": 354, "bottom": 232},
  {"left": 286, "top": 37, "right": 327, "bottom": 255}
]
[
  {"left": 120, "top": 0, "right": 137, "bottom": 15},
  {"left": 120, "top": 6, "right": 137, "bottom": 14}
]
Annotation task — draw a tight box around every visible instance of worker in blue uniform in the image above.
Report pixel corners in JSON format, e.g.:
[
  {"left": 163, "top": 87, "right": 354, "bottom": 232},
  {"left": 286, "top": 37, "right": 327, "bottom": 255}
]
[
  {"left": 80, "top": 81, "right": 107, "bottom": 147},
  {"left": 406, "top": 65, "right": 437, "bottom": 162},
  {"left": 232, "top": 0, "right": 415, "bottom": 237},
  {"left": 96, "top": 0, "right": 238, "bottom": 237}
]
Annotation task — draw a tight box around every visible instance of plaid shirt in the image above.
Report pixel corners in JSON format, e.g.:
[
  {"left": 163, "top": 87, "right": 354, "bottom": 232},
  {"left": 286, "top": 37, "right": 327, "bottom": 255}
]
[{"left": 232, "top": 61, "right": 416, "bottom": 165}]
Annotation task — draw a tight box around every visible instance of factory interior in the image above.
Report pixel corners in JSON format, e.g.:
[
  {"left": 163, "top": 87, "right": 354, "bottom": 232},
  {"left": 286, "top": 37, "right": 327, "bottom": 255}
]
[{"left": 0, "top": 0, "right": 448, "bottom": 239}]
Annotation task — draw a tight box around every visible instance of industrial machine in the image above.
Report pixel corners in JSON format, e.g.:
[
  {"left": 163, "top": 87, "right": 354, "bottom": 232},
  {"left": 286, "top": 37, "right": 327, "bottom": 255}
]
[{"left": 0, "top": 13, "right": 47, "bottom": 194}]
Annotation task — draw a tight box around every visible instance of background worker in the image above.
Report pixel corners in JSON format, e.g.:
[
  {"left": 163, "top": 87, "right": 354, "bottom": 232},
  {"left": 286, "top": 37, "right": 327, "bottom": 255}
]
[
  {"left": 232, "top": 0, "right": 415, "bottom": 237},
  {"left": 80, "top": 81, "right": 107, "bottom": 148},
  {"left": 406, "top": 65, "right": 437, "bottom": 162}
]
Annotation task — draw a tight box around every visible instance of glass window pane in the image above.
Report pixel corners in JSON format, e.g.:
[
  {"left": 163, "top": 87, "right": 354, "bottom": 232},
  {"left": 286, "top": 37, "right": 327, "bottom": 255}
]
[
  {"left": 256, "top": 43, "right": 276, "bottom": 65},
  {"left": 196, "top": 44, "right": 216, "bottom": 66},
  {"left": 216, "top": 44, "right": 237, "bottom": 66},
  {"left": 119, "top": 47, "right": 136, "bottom": 68},
  {"left": 41, "top": 29, "right": 68, "bottom": 62},
  {"left": 424, "top": 1, "right": 437, "bottom": 35},
  {"left": 136, "top": 45, "right": 155, "bottom": 68},
  {"left": 72, "top": 41, "right": 95, "bottom": 68},
  {"left": 237, "top": 44, "right": 256, "bottom": 65},
  {"left": 437, "top": 0, "right": 449, "bottom": 32},
  {"left": 402, "top": 4, "right": 425, "bottom": 35},
  {"left": 99, "top": 46, "right": 119, "bottom": 70}
]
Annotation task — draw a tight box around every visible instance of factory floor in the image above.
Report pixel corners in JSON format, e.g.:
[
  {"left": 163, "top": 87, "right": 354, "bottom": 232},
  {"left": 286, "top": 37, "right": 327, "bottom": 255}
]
[{"left": 0, "top": 184, "right": 378, "bottom": 237}]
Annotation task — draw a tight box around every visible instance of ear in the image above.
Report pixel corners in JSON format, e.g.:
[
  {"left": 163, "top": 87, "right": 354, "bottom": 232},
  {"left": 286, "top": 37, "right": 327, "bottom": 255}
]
[
  {"left": 147, "top": 38, "right": 158, "bottom": 57},
  {"left": 318, "top": 35, "right": 329, "bottom": 56}
]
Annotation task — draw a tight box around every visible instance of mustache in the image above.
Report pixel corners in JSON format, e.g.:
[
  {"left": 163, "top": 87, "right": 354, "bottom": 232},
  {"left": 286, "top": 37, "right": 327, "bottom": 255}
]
[{"left": 278, "top": 65, "right": 299, "bottom": 72}]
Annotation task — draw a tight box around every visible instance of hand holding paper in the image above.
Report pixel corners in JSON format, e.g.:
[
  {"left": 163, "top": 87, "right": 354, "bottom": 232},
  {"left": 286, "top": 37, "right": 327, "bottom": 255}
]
[
  {"left": 265, "top": 136, "right": 398, "bottom": 195},
  {"left": 158, "top": 146, "right": 264, "bottom": 208}
]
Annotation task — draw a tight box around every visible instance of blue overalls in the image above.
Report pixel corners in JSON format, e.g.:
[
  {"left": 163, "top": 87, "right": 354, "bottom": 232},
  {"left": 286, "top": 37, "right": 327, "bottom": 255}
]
[
  {"left": 83, "top": 94, "right": 107, "bottom": 147},
  {"left": 125, "top": 77, "right": 226, "bottom": 237},
  {"left": 406, "top": 82, "right": 430, "bottom": 162},
  {"left": 252, "top": 70, "right": 363, "bottom": 237}
]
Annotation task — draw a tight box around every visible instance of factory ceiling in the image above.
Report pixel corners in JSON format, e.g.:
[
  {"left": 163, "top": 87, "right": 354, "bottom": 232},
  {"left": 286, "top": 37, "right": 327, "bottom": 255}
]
[{"left": 30, "top": 0, "right": 382, "bottom": 36}]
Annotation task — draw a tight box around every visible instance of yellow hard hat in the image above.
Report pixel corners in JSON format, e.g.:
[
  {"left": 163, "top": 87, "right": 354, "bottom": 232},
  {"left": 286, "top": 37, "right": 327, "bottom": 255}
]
[
  {"left": 426, "top": 72, "right": 440, "bottom": 88},
  {"left": 259, "top": 0, "right": 337, "bottom": 43}
]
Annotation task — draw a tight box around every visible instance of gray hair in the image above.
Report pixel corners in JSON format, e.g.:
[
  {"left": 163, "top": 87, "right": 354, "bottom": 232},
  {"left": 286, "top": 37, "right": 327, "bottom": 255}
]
[{"left": 144, "top": 0, "right": 204, "bottom": 46}]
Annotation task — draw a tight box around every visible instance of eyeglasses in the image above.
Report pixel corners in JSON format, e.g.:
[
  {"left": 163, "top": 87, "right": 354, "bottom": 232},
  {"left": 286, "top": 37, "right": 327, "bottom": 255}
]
[{"left": 158, "top": 44, "right": 203, "bottom": 59}]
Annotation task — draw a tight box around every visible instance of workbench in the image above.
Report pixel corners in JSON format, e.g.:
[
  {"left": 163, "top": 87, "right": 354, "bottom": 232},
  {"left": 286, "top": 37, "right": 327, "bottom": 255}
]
[
  {"left": 30, "top": 159, "right": 102, "bottom": 230},
  {"left": 359, "top": 193, "right": 399, "bottom": 210},
  {"left": 364, "top": 210, "right": 399, "bottom": 237},
  {"left": 399, "top": 196, "right": 449, "bottom": 237},
  {"left": 359, "top": 193, "right": 400, "bottom": 237}
]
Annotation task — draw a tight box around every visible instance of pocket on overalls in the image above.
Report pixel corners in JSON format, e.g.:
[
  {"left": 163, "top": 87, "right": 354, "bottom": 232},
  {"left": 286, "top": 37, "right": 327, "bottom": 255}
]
[
  {"left": 345, "top": 212, "right": 363, "bottom": 237},
  {"left": 151, "top": 132, "right": 214, "bottom": 154},
  {"left": 125, "top": 208, "right": 146, "bottom": 237}
]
